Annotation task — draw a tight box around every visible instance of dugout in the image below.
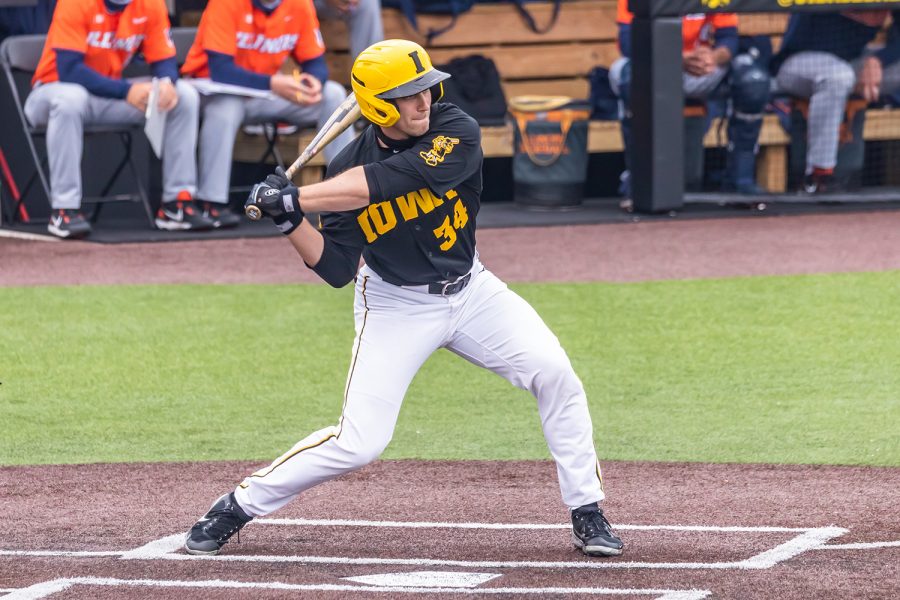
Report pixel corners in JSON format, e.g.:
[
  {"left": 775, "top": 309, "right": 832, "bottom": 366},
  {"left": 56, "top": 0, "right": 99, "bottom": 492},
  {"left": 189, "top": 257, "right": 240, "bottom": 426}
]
[{"left": 629, "top": 0, "right": 900, "bottom": 213}]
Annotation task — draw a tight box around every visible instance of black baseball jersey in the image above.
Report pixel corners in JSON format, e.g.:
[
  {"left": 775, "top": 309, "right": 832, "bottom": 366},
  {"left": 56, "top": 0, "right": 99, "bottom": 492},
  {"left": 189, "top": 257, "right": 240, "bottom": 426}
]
[{"left": 312, "top": 103, "right": 483, "bottom": 287}]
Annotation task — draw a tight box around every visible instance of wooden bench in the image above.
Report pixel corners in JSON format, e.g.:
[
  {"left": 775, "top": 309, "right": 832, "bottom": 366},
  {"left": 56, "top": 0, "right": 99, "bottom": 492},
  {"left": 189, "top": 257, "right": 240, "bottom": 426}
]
[
  {"left": 214, "top": 3, "right": 900, "bottom": 193},
  {"left": 234, "top": 0, "right": 617, "bottom": 183}
]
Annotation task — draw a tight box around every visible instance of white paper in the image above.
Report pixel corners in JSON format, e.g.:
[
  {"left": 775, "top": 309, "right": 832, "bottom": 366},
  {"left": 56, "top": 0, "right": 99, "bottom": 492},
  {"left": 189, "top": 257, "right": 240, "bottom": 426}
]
[
  {"left": 186, "top": 77, "right": 276, "bottom": 99},
  {"left": 144, "top": 77, "right": 165, "bottom": 159}
]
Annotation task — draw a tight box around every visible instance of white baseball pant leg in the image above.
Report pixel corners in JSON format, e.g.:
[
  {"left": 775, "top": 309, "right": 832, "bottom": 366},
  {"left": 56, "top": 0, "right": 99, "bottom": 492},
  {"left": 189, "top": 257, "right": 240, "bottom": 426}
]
[
  {"left": 24, "top": 80, "right": 199, "bottom": 209},
  {"left": 234, "top": 260, "right": 605, "bottom": 516},
  {"left": 234, "top": 265, "right": 453, "bottom": 516},
  {"left": 775, "top": 51, "right": 856, "bottom": 173},
  {"left": 444, "top": 269, "right": 605, "bottom": 509},
  {"left": 197, "top": 82, "right": 355, "bottom": 205}
]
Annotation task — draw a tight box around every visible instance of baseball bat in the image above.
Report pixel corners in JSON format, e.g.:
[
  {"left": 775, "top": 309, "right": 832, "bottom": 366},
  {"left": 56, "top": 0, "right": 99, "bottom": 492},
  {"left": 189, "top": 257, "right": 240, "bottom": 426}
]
[{"left": 245, "top": 93, "right": 361, "bottom": 220}]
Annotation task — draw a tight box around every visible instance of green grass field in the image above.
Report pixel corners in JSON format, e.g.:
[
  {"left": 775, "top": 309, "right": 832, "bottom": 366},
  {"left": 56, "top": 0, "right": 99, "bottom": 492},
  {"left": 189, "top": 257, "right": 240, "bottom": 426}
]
[{"left": 1, "top": 271, "right": 898, "bottom": 467}]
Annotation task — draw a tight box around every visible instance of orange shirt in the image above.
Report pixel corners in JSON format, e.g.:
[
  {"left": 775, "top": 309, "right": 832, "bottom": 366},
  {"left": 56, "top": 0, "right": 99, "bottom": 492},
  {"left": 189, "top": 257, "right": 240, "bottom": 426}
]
[
  {"left": 181, "top": 0, "right": 325, "bottom": 78},
  {"left": 32, "top": 0, "right": 174, "bottom": 85},
  {"left": 616, "top": 0, "right": 738, "bottom": 53}
]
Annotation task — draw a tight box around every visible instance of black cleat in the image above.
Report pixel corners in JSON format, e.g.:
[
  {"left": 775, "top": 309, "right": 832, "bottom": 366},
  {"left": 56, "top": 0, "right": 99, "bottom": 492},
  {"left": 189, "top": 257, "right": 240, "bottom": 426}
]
[
  {"left": 200, "top": 201, "right": 241, "bottom": 229},
  {"left": 571, "top": 504, "right": 624, "bottom": 557},
  {"left": 184, "top": 492, "right": 253, "bottom": 556},
  {"left": 155, "top": 193, "right": 215, "bottom": 231},
  {"left": 802, "top": 172, "right": 840, "bottom": 196},
  {"left": 47, "top": 209, "right": 91, "bottom": 239}
]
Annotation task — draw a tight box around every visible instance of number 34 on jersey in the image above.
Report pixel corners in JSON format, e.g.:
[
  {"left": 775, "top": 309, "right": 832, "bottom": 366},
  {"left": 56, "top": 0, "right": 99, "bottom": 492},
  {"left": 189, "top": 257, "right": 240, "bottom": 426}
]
[{"left": 357, "top": 188, "right": 470, "bottom": 251}]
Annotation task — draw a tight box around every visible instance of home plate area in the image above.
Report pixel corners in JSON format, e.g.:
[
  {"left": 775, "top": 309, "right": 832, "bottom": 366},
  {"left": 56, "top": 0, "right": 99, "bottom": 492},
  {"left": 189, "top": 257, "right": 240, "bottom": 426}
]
[{"left": 2, "top": 517, "right": 877, "bottom": 599}]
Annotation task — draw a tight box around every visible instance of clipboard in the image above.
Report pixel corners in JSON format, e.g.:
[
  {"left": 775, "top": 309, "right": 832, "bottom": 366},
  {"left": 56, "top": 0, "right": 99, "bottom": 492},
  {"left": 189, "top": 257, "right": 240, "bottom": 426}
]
[
  {"left": 144, "top": 77, "right": 166, "bottom": 158},
  {"left": 186, "top": 78, "right": 276, "bottom": 99}
]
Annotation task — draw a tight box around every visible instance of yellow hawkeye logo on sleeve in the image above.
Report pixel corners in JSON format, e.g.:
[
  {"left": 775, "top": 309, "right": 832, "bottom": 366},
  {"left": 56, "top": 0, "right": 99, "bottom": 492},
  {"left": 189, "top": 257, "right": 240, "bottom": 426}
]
[{"left": 420, "top": 136, "right": 460, "bottom": 167}]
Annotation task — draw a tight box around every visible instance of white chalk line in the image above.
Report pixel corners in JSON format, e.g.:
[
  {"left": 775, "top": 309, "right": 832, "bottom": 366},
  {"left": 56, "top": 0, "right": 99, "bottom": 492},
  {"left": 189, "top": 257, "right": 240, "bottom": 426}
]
[
  {"left": 0, "top": 229, "right": 60, "bottom": 242},
  {"left": 0, "top": 547, "right": 743, "bottom": 569},
  {"left": 0, "top": 577, "right": 711, "bottom": 600},
  {"left": 119, "top": 534, "right": 183, "bottom": 560},
  {"left": 816, "top": 540, "right": 900, "bottom": 550},
  {"left": 0, "top": 523, "right": 850, "bottom": 570},
  {"left": 735, "top": 527, "right": 848, "bottom": 569},
  {"left": 256, "top": 518, "right": 810, "bottom": 533},
  {"left": 0, "top": 550, "right": 120, "bottom": 558},
  {"left": 159, "top": 551, "right": 748, "bottom": 569}
]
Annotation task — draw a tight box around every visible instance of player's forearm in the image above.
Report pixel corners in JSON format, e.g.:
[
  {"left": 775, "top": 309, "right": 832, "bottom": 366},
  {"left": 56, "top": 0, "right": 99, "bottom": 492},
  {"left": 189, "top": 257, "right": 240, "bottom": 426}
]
[
  {"left": 712, "top": 45, "right": 732, "bottom": 66},
  {"left": 286, "top": 219, "right": 325, "bottom": 266},
  {"left": 55, "top": 49, "right": 131, "bottom": 99},
  {"left": 299, "top": 166, "right": 371, "bottom": 213}
]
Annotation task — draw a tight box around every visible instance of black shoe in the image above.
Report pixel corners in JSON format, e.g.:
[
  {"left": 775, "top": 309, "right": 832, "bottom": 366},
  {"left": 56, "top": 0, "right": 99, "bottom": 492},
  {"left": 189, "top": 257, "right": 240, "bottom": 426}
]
[
  {"left": 571, "top": 504, "right": 624, "bottom": 557},
  {"left": 200, "top": 201, "right": 241, "bottom": 229},
  {"left": 155, "top": 194, "right": 215, "bottom": 231},
  {"left": 802, "top": 172, "right": 840, "bottom": 195},
  {"left": 184, "top": 492, "right": 253, "bottom": 556},
  {"left": 47, "top": 209, "right": 91, "bottom": 239}
]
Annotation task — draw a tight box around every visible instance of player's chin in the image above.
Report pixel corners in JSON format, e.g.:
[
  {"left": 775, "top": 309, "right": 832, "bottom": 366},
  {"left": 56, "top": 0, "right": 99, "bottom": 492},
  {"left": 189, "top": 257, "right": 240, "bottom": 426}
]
[{"left": 408, "top": 117, "right": 430, "bottom": 136}]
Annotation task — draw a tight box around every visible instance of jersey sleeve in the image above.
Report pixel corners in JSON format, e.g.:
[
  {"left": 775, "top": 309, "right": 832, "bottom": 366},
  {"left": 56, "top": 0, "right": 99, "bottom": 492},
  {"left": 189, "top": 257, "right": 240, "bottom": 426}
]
[
  {"left": 616, "top": 0, "right": 633, "bottom": 26},
  {"left": 291, "top": 0, "right": 326, "bottom": 63},
  {"left": 711, "top": 13, "right": 739, "bottom": 30},
  {"left": 310, "top": 211, "right": 366, "bottom": 286},
  {"left": 198, "top": 0, "right": 239, "bottom": 56},
  {"left": 48, "top": 0, "right": 90, "bottom": 54},
  {"left": 141, "top": 0, "right": 176, "bottom": 64},
  {"left": 365, "top": 108, "right": 482, "bottom": 200}
]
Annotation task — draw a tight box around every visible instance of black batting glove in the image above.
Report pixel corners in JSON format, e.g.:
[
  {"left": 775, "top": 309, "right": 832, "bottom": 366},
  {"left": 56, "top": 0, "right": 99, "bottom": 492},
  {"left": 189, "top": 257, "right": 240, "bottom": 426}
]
[
  {"left": 265, "top": 166, "right": 292, "bottom": 190},
  {"left": 245, "top": 178, "right": 304, "bottom": 235}
]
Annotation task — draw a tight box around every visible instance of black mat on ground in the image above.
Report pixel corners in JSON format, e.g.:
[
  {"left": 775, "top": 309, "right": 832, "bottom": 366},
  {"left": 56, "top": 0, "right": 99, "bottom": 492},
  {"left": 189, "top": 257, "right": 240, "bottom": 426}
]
[
  {"left": 4, "top": 193, "right": 900, "bottom": 243},
  {"left": 3, "top": 214, "right": 281, "bottom": 243}
]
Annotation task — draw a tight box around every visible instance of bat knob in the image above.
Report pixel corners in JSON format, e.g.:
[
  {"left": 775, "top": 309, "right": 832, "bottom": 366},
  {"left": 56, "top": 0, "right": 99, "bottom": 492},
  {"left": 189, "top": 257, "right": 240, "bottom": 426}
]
[{"left": 245, "top": 204, "right": 262, "bottom": 221}]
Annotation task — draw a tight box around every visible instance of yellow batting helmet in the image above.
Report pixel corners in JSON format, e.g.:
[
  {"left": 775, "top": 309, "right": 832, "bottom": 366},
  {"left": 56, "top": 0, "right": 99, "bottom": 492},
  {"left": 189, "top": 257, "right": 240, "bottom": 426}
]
[{"left": 351, "top": 39, "right": 451, "bottom": 127}]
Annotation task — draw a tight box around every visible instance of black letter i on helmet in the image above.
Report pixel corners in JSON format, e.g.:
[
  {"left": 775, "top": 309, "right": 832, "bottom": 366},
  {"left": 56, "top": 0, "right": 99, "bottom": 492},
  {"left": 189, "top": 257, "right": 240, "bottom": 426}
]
[{"left": 409, "top": 51, "right": 425, "bottom": 74}]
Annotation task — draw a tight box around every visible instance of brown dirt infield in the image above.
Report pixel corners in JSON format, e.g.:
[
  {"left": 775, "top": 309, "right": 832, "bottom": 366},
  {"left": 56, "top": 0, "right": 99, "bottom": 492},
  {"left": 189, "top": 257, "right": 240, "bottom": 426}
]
[{"left": 2, "top": 211, "right": 899, "bottom": 598}]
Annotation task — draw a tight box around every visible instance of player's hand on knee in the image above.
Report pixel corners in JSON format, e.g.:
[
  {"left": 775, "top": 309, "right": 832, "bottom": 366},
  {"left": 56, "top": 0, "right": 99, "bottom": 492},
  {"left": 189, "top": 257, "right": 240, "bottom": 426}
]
[{"left": 245, "top": 178, "right": 304, "bottom": 235}]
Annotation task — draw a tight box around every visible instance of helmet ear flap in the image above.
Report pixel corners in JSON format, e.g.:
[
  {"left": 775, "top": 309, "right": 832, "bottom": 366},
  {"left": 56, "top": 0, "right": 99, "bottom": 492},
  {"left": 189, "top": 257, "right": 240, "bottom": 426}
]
[
  {"left": 356, "top": 93, "right": 400, "bottom": 127},
  {"left": 430, "top": 81, "right": 444, "bottom": 103}
]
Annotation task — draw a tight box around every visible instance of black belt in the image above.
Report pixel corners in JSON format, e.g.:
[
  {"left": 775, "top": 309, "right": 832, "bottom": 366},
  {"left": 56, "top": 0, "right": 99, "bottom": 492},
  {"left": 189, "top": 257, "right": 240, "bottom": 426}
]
[{"left": 427, "top": 272, "right": 472, "bottom": 296}]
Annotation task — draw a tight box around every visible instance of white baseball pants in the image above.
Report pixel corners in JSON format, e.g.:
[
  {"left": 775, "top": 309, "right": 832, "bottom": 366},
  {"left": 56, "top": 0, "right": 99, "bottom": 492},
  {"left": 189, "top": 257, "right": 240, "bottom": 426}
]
[{"left": 234, "top": 260, "right": 607, "bottom": 515}]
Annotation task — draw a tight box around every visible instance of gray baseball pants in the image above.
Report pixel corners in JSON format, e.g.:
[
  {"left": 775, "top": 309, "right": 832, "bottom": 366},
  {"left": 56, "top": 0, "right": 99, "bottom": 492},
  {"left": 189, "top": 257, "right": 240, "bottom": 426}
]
[
  {"left": 774, "top": 51, "right": 900, "bottom": 173},
  {"left": 196, "top": 81, "right": 355, "bottom": 204},
  {"left": 608, "top": 56, "right": 729, "bottom": 103},
  {"left": 23, "top": 80, "right": 199, "bottom": 210},
  {"left": 314, "top": 0, "right": 384, "bottom": 60}
]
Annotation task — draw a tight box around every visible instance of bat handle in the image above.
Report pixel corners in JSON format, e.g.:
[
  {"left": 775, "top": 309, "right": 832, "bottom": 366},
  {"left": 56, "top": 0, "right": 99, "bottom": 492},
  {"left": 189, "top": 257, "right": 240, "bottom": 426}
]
[
  {"left": 245, "top": 204, "right": 263, "bottom": 220},
  {"left": 285, "top": 154, "right": 309, "bottom": 182},
  {"left": 246, "top": 160, "right": 303, "bottom": 221}
]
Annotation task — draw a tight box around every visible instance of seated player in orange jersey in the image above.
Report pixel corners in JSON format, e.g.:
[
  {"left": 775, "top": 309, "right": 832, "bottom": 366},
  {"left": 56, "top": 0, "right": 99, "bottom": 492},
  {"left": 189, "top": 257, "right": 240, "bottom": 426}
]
[
  {"left": 180, "top": 0, "right": 356, "bottom": 228},
  {"left": 25, "top": 0, "right": 209, "bottom": 238}
]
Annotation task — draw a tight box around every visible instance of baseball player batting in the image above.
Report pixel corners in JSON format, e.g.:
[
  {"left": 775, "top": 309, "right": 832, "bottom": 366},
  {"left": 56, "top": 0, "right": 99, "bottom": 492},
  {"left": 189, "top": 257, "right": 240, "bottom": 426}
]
[{"left": 184, "top": 39, "right": 624, "bottom": 558}]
